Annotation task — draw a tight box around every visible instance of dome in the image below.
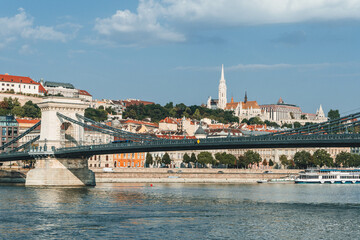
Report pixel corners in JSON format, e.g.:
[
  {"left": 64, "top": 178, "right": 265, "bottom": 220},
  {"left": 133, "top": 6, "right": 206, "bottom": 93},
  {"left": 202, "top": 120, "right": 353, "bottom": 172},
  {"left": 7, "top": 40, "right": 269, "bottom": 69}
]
[
  {"left": 194, "top": 125, "right": 207, "bottom": 138},
  {"left": 112, "top": 119, "right": 121, "bottom": 128}
]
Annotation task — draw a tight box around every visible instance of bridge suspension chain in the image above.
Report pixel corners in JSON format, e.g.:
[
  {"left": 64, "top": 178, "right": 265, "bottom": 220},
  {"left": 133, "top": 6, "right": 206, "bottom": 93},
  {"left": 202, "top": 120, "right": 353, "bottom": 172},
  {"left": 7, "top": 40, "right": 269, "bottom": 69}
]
[
  {"left": 268, "top": 112, "right": 360, "bottom": 137},
  {"left": 57, "top": 113, "right": 155, "bottom": 142},
  {"left": 10, "top": 135, "right": 40, "bottom": 153},
  {"left": 76, "top": 113, "right": 158, "bottom": 141},
  {"left": 0, "top": 121, "right": 41, "bottom": 150}
]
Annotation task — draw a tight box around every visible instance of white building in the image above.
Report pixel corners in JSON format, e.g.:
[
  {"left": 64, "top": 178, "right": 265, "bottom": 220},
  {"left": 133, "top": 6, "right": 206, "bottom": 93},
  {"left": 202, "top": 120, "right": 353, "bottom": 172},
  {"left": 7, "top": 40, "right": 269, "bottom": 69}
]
[
  {"left": 207, "top": 64, "right": 227, "bottom": 110},
  {"left": 0, "top": 73, "right": 47, "bottom": 96}
]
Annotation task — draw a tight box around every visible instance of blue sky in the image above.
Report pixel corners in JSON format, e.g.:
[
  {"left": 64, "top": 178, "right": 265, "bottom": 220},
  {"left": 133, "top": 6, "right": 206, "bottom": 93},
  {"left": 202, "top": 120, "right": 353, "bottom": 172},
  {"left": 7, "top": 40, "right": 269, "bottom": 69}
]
[{"left": 1, "top": 0, "right": 360, "bottom": 115}]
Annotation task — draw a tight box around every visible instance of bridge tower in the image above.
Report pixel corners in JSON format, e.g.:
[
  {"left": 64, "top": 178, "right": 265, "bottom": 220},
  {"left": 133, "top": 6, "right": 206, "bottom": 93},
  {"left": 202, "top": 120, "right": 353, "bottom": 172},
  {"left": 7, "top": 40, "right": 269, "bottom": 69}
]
[{"left": 26, "top": 97, "right": 95, "bottom": 186}]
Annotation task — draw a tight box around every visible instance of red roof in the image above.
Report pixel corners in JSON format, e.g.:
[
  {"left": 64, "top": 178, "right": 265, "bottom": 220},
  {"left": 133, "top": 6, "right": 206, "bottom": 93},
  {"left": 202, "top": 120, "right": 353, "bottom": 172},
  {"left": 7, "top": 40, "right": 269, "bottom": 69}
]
[
  {"left": 16, "top": 119, "right": 41, "bottom": 124},
  {"left": 0, "top": 74, "right": 48, "bottom": 94},
  {"left": 38, "top": 83, "right": 47, "bottom": 94},
  {"left": 121, "top": 99, "right": 154, "bottom": 107},
  {"left": 0, "top": 74, "right": 37, "bottom": 84},
  {"left": 79, "top": 89, "right": 92, "bottom": 96},
  {"left": 124, "top": 119, "right": 158, "bottom": 127}
]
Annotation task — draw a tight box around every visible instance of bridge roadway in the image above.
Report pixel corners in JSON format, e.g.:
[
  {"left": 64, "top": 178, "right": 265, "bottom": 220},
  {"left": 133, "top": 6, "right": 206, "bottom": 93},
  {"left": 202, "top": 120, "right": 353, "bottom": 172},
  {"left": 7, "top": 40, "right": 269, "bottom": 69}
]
[{"left": 1, "top": 133, "right": 360, "bottom": 162}]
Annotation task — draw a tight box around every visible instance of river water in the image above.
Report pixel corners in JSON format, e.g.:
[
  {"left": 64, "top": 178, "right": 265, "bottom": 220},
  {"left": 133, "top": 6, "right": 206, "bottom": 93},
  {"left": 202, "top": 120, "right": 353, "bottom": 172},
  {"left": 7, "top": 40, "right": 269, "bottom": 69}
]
[{"left": 1, "top": 183, "right": 360, "bottom": 239}]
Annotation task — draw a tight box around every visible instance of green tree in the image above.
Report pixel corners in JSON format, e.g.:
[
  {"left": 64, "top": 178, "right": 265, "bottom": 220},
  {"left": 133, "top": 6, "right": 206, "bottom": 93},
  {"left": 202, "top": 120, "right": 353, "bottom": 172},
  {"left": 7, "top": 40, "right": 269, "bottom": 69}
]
[
  {"left": 269, "top": 159, "right": 274, "bottom": 167},
  {"left": 190, "top": 153, "right": 197, "bottom": 163},
  {"left": 197, "top": 152, "right": 214, "bottom": 167},
  {"left": 145, "top": 153, "right": 153, "bottom": 167},
  {"left": 162, "top": 152, "right": 172, "bottom": 166},
  {"left": 293, "top": 151, "right": 313, "bottom": 169},
  {"left": 237, "top": 155, "right": 247, "bottom": 168},
  {"left": 328, "top": 109, "right": 340, "bottom": 120},
  {"left": 22, "top": 101, "right": 41, "bottom": 118},
  {"left": 11, "top": 106, "right": 25, "bottom": 117},
  {"left": 85, "top": 108, "right": 108, "bottom": 122},
  {"left": 241, "top": 118, "right": 249, "bottom": 124},
  {"left": 279, "top": 155, "right": 289, "bottom": 168},
  {"left": 335, "top": 152, "right": 352, "bottom": 167},
  {"left": 244, "top": 150, "right": 262, "bottom": 167},
  {"left": 193, "top": 109, "right": 201, "bottom": 120},
  {"left": 313, "top": 149, "right": 333, "bottom": 167},
  {"left": 248, "top": 117, "right": 264, "bottom": 125},
  {"left": 183, "top": 153, "right": 191, "bottom": 163},
  {"left": 215, "top": 152, "right": 236, "bottom": 168}
]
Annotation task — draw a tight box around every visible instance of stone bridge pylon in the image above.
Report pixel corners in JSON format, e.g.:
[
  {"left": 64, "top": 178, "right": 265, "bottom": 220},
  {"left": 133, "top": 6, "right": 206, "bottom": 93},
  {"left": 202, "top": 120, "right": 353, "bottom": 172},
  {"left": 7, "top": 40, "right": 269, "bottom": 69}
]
[{"left": 26, "top": 97, "right": 95, "bottom": 186}]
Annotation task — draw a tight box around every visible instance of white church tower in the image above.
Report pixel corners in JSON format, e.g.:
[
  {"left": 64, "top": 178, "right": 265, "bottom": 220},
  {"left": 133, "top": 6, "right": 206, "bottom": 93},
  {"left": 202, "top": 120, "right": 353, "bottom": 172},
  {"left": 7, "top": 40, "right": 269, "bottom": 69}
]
[{"left": 218, "top": 64, "right": 227, "bottom": 109}]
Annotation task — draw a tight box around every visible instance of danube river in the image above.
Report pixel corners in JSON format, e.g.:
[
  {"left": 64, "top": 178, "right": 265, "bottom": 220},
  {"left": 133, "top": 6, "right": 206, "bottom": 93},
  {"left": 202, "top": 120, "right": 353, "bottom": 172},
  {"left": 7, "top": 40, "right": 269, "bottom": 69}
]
[{"left": 1, "top": 183, "right": 360, "bottom": 239}]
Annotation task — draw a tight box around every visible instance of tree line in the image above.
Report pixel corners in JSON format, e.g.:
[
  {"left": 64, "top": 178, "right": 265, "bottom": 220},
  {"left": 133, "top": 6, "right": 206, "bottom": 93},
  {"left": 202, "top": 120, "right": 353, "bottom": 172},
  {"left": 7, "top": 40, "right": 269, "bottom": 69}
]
[
  {"left": 145, "top": 150, "right": 274, "bottom": 168},
  {"left": 145, "top": 149, "right": 360, "bottom": 169},
  {"left": 280, "top": 150, "right": 360, "bottom": 169},
  {"left": 0, "top": 97, "right": 41, "bottom": 118},
  {"left": 123, "top": 102, "right": 239, "bottom": 123}
]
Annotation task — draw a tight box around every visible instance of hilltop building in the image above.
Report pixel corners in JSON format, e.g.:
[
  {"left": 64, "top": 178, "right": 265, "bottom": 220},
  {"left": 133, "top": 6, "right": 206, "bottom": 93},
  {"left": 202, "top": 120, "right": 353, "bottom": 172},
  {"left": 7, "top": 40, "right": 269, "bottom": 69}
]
[
  {"left": 0, "top": 73, "right": 47, "bottom": 96},
  {"left": 205, "top": 66, "right": 328, "bottom": 125},
  {"left": 207, "top": 64, "right": 227, "bottom": 110}
]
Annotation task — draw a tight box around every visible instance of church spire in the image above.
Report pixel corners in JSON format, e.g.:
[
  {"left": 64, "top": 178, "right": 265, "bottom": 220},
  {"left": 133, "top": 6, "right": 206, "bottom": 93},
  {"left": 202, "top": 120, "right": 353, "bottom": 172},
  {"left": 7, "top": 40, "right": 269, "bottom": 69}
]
[
  {"left": 218, "top": 64, "right": 227, "bottom": 109},
  {"left": 220, "top": 64, "right": 225, "bottom": 83},
  {"left": 244, "top": 91, "right": 248, "bottom": 103}
]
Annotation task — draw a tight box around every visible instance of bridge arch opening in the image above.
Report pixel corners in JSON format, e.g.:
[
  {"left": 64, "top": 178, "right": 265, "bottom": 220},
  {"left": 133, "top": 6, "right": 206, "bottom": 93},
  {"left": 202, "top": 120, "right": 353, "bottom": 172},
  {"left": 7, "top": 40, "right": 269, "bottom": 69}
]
[{"left": 61, "top": 122, "right": 76, "bottom": 148}]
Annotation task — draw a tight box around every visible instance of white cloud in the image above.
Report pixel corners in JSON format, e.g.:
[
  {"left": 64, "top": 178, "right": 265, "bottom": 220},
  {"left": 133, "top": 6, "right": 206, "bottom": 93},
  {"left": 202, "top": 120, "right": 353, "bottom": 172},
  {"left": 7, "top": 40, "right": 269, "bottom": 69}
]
[
  {"left": 94, "top": 0, "right": 360, "bottom": 45},
  {"left": 18, "top": 44, "right": 36, "bottom": 55},
  {"left": 94, "top": 1, "right": 185, "bottom": 45},
  {"left": 0, "top": 8, "right": 73, "bottom": 48}
]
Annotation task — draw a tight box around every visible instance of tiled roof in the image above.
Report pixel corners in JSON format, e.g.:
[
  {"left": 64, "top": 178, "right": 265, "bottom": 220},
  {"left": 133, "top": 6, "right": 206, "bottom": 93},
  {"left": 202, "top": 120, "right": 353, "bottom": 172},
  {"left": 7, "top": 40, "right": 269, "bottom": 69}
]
[
  {"left": 78, "top": 89, "right": 92, "bottom": 96},
  {"left": 0, "top": 74, "right": 37, "bottom": 85},
  {"left": 16, "top": 119, "right": 41, "bottom": 124},
  {"left": 124, "top": 119, "right": 158, "bottom": 127},
  {"left": 121, "top": 99, "right": 154, "bottom": 107},
  {"left": 160, "top": 117, "right": 180, "bottom": 124},
  {"left": 242, "top": 101, "right": 260, "bottom": 109}
]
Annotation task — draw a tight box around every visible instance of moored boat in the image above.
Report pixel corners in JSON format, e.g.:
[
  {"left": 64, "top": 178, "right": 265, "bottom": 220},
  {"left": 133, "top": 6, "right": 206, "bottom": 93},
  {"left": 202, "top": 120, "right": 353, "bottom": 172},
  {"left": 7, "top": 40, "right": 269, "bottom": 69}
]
[{"left": 295, "top": 169, "right": 360, "bottom": 184}]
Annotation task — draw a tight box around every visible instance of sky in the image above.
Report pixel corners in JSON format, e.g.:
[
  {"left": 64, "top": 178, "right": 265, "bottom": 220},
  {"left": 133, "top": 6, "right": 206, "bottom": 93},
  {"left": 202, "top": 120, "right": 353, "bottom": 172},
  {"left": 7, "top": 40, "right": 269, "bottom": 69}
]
[{"left": 1, "top": 0, "right": 360, "bottom": 115}]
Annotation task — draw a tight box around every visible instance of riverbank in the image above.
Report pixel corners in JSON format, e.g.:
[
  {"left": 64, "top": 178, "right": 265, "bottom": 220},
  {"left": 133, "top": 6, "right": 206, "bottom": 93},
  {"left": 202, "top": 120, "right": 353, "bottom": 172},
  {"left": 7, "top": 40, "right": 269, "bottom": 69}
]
[
  {"left": 0, "top": 169, "right": 27, "bottom": 183},
  {"left": 93, "top": 168, "right": 301, "bottom": 183},
  {"left": 0, "top": 168, "right": 301, "bottom": 184}
]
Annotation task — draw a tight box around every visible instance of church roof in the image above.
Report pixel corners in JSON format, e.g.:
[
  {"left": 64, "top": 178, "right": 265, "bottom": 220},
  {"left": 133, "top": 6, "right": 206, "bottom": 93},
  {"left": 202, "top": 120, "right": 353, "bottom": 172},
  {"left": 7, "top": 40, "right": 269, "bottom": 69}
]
[{"left": 242, "top": 101, "right": 260, "bottom": 109}]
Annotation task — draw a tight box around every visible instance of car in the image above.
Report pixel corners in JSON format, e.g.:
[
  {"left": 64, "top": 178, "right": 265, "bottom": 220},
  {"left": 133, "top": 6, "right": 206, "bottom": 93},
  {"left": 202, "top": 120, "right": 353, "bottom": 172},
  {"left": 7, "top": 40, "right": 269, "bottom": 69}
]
[
  {"left": 103, "top": 168, "right": 114, "bottom": 172},
  {"left": 263, "top": 171, "right": 273, "bottom": 174},
  {"left": 167, "top": 170, "right": 174, "bottom": 173},
  {"left": 176, "top": 170, "right": 182, "bottom": 174},
  {"left": 217, "top": 171, "right": 224, "bottom": 174}
]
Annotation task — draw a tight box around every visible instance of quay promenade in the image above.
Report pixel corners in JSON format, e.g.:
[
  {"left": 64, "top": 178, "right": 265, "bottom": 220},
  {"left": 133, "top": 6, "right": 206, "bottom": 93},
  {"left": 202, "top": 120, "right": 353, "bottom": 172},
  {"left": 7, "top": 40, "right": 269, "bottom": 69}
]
[{"left": 0, "top": 168, "right": 300, "bottom": 184}]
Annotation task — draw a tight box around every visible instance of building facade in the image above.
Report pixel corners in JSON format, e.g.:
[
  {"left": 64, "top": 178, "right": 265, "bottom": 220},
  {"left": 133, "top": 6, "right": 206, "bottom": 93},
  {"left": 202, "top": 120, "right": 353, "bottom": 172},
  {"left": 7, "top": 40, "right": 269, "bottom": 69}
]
[{"left": 0, "top": 74, "right": 46, "bottom": 96}]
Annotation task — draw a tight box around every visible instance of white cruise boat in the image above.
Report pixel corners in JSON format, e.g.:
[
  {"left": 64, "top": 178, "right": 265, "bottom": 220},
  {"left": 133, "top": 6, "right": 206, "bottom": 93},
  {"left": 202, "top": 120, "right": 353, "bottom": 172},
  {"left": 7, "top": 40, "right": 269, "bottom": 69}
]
[{"left": 295, "top": 169, "right": 360, "bottom": 184}]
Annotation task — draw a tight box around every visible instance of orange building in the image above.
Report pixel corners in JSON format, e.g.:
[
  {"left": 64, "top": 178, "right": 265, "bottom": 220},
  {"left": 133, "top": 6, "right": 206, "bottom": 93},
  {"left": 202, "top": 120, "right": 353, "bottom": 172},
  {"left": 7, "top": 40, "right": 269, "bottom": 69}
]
[{"left": 113, "top": 152, "right": 145, "bottom": 168}]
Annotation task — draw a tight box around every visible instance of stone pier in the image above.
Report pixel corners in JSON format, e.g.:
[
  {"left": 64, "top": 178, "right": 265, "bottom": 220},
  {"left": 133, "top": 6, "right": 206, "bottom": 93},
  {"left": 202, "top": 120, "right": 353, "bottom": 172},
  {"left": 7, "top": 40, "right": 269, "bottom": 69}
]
[
  {"left": 25, "top": 97, "right": 95, "bottom": 186},
  {"left": 26, "top": 157, "right": 95, "bottom": 186}
]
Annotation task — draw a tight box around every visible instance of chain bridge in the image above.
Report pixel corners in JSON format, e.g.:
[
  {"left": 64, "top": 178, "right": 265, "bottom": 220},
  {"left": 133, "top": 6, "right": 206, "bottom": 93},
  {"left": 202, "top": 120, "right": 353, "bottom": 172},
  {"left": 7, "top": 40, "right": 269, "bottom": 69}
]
[{"left": 1, "top": 96, "right": 360, "bottom": 186}]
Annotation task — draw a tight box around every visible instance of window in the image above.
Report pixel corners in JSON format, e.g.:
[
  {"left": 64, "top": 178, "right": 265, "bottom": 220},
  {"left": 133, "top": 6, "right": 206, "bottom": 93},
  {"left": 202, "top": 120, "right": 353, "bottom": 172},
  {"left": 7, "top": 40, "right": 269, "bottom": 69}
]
[
  {"left": 34, "top": 86, "right": 36, "bottom": 89},
  {"left": 13, "top": 128, "right": 17, "bottom": 136},
  {"left": 23, "top": 85, "right": 25, "bottom": 88},
  {"left": 6, "top": 84, "right": 9, "bottom": 86},
  {"left": 2, "top": 128, "right": 6, "bottom": 136},
  {"left": 29, "top": 86, "right": 30, "bottom": 89},
  {"left": 106, "top": 155, "right": 108, "bottom": 161}
]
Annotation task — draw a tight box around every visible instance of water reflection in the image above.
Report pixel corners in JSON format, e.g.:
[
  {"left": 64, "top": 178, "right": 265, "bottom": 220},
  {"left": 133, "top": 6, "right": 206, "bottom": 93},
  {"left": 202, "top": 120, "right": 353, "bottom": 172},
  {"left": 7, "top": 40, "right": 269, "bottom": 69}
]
[{"left": 1, "top": 183, "right": 360, "bottom": 239}]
